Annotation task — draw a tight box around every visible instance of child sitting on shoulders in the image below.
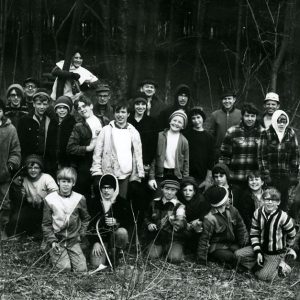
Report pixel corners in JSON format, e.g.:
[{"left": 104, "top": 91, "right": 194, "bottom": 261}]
[
  {"left": 235, "top": 187, "right": 297, "bottom": 281},
  {"left": 42, "top": 167, "right": 90, "bottom": 272},
  {"left": 145, "top": 179, "right": 186, "bottom": 263},
  {"left": 197, "top": 185, "right": 248, "bottom": 267}
]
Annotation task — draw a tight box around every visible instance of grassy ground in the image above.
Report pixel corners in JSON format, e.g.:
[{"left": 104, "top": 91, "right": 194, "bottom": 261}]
[{"left": 0, "top": 237, "right": 299, "bottom": 300}]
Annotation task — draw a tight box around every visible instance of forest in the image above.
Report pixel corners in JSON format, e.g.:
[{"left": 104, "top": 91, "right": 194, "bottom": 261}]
[{"left": 1, "top": 0, "right": 300, "bottom": 115}]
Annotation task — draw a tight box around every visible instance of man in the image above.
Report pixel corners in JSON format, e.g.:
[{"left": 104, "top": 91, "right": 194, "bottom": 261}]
[
  {"left": 93, "top": 84, "right": 114, "bottom": 125},
  {"left": 23, "top": 77, "right": 39, "bottom": 112},
  {"left": 207, "top": 89, "right": 241, "bottom": 160},
  {"left": 219, "top": 103, "right": 262, "bottom": 188},
  {"left": 91, "top": 102, "right": 144, "bottom": 199},
  {"left": 261, "top": 92, "right": 280, "bottom": 130}
]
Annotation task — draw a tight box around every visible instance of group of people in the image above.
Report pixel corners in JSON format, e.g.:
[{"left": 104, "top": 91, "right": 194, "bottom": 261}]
[{"left": 0, "top": 50, "right": 299, "bottom": 282}]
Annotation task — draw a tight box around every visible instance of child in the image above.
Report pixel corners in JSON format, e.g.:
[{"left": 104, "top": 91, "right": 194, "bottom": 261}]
[
  {"left": 145, "top": 179, "right": 186, "bottom": 263},
  {"left": 42, "top": 167, "right": 90, "bottom": 272},
  {"left": 148, "top": 110, "right": 189, "bottom": 195},
  {"left": 235, "top": 187, "right": 297, "bottom": 281},
  {"left": 197, "top": 185, "right": 248, "bottom": 267},
  {"left": 8, "top": 155, "right": 58, "bottom": 236}
]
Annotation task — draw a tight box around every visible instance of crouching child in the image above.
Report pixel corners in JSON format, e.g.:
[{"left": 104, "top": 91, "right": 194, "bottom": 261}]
[
  {"left": 42, "top": 167, "right": 90, "bottom": 272},
  {"left": 145, "top": 179, "right": 186, "bottom": 263},
  {"left": 197, "top": 185, "right": 248, "bottom": 267},
  {"left": 235, "top": 187, "right": 297, "bottom": 281}
]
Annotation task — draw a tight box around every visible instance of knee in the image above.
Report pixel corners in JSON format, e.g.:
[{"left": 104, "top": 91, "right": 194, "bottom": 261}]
[
  {"left": 115, "top": 228, "right": 129, "bottom": 248},
  {"left": 167, "top": 244, "right": 184, "bottom": 264}
]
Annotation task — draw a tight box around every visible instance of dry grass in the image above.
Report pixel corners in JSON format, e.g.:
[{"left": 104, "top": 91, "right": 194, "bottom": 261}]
[{"left": 0, "top": 237, "right": 299, "bottom": 300}]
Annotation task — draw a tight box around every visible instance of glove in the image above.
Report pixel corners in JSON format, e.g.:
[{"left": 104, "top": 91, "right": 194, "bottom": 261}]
[{"left": 71, "top": 72, "right": 80, "bottom": 80}]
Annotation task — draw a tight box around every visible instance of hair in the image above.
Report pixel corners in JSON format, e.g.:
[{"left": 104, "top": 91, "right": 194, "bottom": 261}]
[
  {"left": 262, "top": 186, "right": 281, "bottom": 201},
  {"left": 74, "top": 95, "right": 92, "bottom": 110},
  {"left": 114, "top": 101, "right": 130, "bottom": 113},
  {"left": 212, "top": 166, "right": 228, "bottom": 177},
  {"left": 241, "top": 103, "right": 259, "bottom": 116},
  {"left": 9, "top": 88, "right": 23, "bottom": 98},
  {"left": 57, "top": 167, "right": 77, "bottom": 184},
  {"left": 247, "top": 170, "right": 263, "bottom": 181}
]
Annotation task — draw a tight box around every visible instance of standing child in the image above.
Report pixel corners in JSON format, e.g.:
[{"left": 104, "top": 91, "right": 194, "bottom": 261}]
[
  {"left": 42, "top": 167, "right": 90, "bottom": 272},
  {"left": 235, "top": 187, "right": 297, "bottom": 281}
]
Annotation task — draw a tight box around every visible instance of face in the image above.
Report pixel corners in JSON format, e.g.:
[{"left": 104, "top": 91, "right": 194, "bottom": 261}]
[
  {"left": 264, "top": 100, "right": 279, "bottom": 115},
  {"left": 72, "top": 52, "right": 83, "bottom": 68},
  {"left": 263, "top": 197, "right": 280, "bottom": 213},
  {"left": 0, "top": 108, "right": 3, "bottom": 121},
  {"left": 134, "top": 102, "right": 147, "bottom": 115},
  {"left": 216, "top": 200, "right": 228, "bottom": 213},
  {"left": 178, "top": 93, "right": 188, "bottom": 107},
  {"left": 277, "top": 114, "right": 288, "bottom": 131},
  {"left": 248, "top": 176, "right": 264, "bottom": 191},
  {"left": 27, "top": 163, "right": 42, "bottom": 179},
  {"left": 101, "top": 185, "right": 115, "bottom": 200},
  {"left": 33, "top": 100, "right": 49, "bottom": 117},
  {"left": 96, "top": 91, "right": 110, "bottom": 105},
  {"left": 191, "top": 114, "right": 204, "bottom": 130},
  {"left": 162, "top": 186, "right": 178, "bottom": 201},
  {"left": 243, "top": 111, "right": 257, "bottom": 128},
  {"left": 9, "top": 89, "right": 22, "bottom": 107},
  {"left": 58, "top": 179, "right": 74, "bottom": 196},
  {"left": 213, "top": 173, "right": 228, "bottom": 187},
  {"left": 24, "top": 82, "right": 37, "bottom": 97},
  {"left": 169, "top": 115, "right": 184, "bottom": 132},
  {"left": 141, "top": 84, "right": 155, "bottom": 97},
  {"left": 114, "top": 107, "right": 130, "bottom": 126},
  {"left": 222, "top": 96, "right": 236, "bottom": 110},
  {"left": 182, "top": 184, "right": 196, "bottom": 201},
  {"left": 77, "top": 101, "right": 93, "bottom": 119},
  {"left": 55, "top": 105, "right": 69, "bottom": 119}
]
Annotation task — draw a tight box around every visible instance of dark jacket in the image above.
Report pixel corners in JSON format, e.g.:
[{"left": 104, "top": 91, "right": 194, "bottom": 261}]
[
  {"left": 93, "top": 103, "right": 114, "bottom": 126},
  {"left": 5, "top": 104, "right": 28, "bottom": 128}
]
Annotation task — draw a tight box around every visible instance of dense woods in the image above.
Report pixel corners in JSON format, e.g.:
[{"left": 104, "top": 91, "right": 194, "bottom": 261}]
[{"left": 1, "top": 0, "right": 300, "bottom": 113}]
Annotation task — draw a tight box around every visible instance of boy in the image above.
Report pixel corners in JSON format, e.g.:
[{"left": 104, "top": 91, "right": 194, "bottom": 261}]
[
  {"left": 198, "top": 185, "right": 248, "bottom": 267},
  {"left": 183, "top": 107, "right": 214, "bottom": 191},
  {"left": 0, "top": 98, "right": 21, "bottom": 239},
  {"left": 260, "top": 92, "right": 280, "bottom": 130},
  {"left": 148, "top": 110, "right": 189, "bottom": 193},
  {"left": 145, "top": 179, "right": 186, "bottom": 263},
  {"left": 23, "top": 77, "right": 38, "bottom": 111},
  {"left": 43, "top": 167, "right": 90, "bottom": 272},
  {"left": 235, "top": 187, "right": 297, "bottom": 281}
]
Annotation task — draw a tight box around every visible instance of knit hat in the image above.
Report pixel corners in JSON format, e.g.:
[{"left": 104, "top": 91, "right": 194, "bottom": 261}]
[
  {"left": 161, "top": 179, "right": 180, "bottom": 190},
  {"left": 23, "top": 77, "right": 39, "bottom": 87},
  {"left": 25, "top": 154, "right": 44, "bottom": 170},
  {"left": 96, "top": 84, "right": 110, "bottom": 93},
  {"left": 33, "top": 88, "right": 50, "bottom": 102},
  {"left": 205, "top": 186, "right": 229, "bottom": 207},
  {"left": 169, "top": 109, "right": 188, "bottom": 129},
  {"left": 189, "top": 106, "right": 206, "bottom": 121},
  {"left": 265, "top": 92, "right": 279, "bottom": 103},
  {"left": 6, "top": 84, "right": 24, "bottom": 99},
  {"left": 100, "top": 174, "right": 117, "bottom": 190},
  {"left": 55, "top": 96, "right": 73, "bottom": 112},
  {"left": 221, "top": 88, "right": 236, "bottom": 99}
]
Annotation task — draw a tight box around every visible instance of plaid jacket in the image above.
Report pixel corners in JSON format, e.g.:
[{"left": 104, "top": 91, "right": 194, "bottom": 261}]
[
  {"left": 219, "top": 122, "right": 263, "bottom": 182},
  {"left": 257, "top": 126, "right": 299, "bottom": 181},
  {"left": 250, "top": 207, "right": 296, "bottom": 255}
]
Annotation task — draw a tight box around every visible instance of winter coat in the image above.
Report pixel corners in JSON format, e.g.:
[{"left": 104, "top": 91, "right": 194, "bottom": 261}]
[
  {"left": 43, "top": 191, "right": 90, "bottom": 247},
  {"left": 0, "top": 118, "right": 21, "bottom": 183},
  {"left": 5, "top": 104, "right": 28, "bottom": 128},
  {"left": 149, "top": 129, "right": 189, "bottom": 180},
  {"left": 93, "top": 103, "right": 114, "bottom": 126},
  {"left": 90, "top": 121, "right": 144, "bottom": 181}
]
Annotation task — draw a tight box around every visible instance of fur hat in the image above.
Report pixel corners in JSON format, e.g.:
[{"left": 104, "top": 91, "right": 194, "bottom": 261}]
[
  {"left": 205, "top": 186, "right": 229, "bottom": 207},
  {"left": 100, "top": 174, "right": 117, "bottom": 190},
  {"left": 6, "top": 84, "right": 24, "bottom": 99},
  {"left": 189, "top": 106, "right": 206, "bottom": 121},
  {"left": 55, "top": 96, "right": 73, "bottom": 112},
  {"left": 265, "top": 92, "right": 279, "bottom": 103},
  {"left": 169, "top": 109, "right": 188, "bottom": 129},
  {"left": 161, "top": 179, "right": 180, "bottom": 190},
  {"left": 25, "top": 154, "right": 44, "bottom": 170}
]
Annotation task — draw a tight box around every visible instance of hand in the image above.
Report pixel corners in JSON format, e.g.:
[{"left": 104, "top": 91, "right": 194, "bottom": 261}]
[
  {"left": 191, "top": 219, "right": 203, "bottom": 233},
  {"left": 105, "top": 217, "right": 117, "bottom": 227},
  {"left": 148, "top": 223, "right": 157, "bottom": 231},
  {"left": 52, "top": 242, "right": 60, "bottom": 254},
  {"left": 257, "top": 253, "right": 264, "bottom": 267},
  {"left": 86, "top": 139, "right": 96, "bottom": 152},
  {"left": 71, "top": 72, "right": 80, "bottom": 80},
  {"left": 148, "top": 179, "right": 157, "bottom": 190},
  {"left": 92, "top": 242, "right": 103, "bottom": 257},
  {"left": 199, "top": 180, "right": 212, "bottom": 191},
  {"left": 32, "top": 194, "right": 43, "bottom": 208},
  {"left": 173, "top": 219, "right": 182, "bottom": 232}
]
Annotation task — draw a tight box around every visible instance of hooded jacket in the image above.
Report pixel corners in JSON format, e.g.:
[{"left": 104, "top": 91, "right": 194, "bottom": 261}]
[{"left": 258, "top": 110, "right": 299, "bottom": 182}]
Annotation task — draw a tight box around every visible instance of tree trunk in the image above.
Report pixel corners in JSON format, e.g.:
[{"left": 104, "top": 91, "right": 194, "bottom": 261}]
[
  {"left": 0, "top": 0, "right": 8, "bottom": 92},
  {"left": 20, "top": 0, "right": 30, "bottom": 78}
]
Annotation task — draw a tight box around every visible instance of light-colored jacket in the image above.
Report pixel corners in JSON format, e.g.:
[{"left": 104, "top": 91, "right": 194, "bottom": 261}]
[{"left": 90, "top": 121, "right": 144, "bottom": 181}]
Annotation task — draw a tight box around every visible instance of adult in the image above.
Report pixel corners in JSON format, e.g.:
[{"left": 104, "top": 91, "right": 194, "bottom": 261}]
[
  {"left": 93, "top": 84, "right": 114, "bottom": 125},
  {"left": 23, "top": 77, "right": 39, "bottom": 112},
  {"left": 219, "top": 103, "right": 262, "bottom": 188},
  {"left": 5, "top": 84, "right": 28, "bottom": 128},
  {"left": 207, "top": 89, "right": 242, "bottom": 160},
  {"left": 260, "top": 92, "right": 280, "bottom": 130},
  {"left": 51, "top": 50, "right": 99, "bottom": 101},
  {"left": 258, "top": 110, "right": 299, "bottom": 211}
]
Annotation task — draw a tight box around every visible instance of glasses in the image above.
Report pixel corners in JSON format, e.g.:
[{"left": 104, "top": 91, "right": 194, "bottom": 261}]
[
  {"left": 263, "top": 198, "right": 280, "bottom": 202},
  {"left": 277, "top": 118, "right": 287, "bottom": 124}
]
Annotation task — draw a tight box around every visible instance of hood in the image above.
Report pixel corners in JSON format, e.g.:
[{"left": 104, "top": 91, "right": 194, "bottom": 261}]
[
  {"left": 271, "top": 110, "right": 289, "bottom": 133},
  {"left": 99, "top": 173, "right": 119, "bottom": 202},
  {"left": 173, "top": 84, "right": 191, "bottom": 109},
  {"left": 212, "top": 163, "right": 231, "bottom": 179},
  {"left": 0, "top": 117, "right": 11, "bottom": 127},
  {"left": 6, "top": 83, "right": 24, "bottom": 99}
]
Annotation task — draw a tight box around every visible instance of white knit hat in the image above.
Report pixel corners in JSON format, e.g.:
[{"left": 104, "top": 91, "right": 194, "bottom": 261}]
[{"left": 265, "top": 92, "right": 279, "bottom": 102}]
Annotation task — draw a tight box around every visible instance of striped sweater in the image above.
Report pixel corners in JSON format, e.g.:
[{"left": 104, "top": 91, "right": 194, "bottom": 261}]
[{"left": 250, "top": 207, "right": 296, "bottom": 255}]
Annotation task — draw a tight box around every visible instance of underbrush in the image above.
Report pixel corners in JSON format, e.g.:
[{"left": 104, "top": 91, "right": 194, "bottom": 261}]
[{"left": 0, "top": 237, "right": 299, "bottom": 300}]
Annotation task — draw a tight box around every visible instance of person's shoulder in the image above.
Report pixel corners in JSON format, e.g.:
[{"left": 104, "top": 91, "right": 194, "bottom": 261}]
[{"left": 41, "top": 173, "right": 56, "bottom": 182}]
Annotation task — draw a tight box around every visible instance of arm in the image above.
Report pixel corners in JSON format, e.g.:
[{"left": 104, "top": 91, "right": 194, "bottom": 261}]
[
  {"left": 45, "top": 175, "right": 59, "bottom": 194},
  {"left": 42, "top": 201, "right": 58, "bottom": 246},
  {"left": 7, "top": 126, "right": 21, "bottom": 172},
  {"left": 67, "top": 125, "right": 88, "bottom": 156},
  {"left": 182, "top": 138, "right": 189, "bottom": 177},
  {"left": 218, "top": 130, "right": 232, "bottom": 166},
  {"left": 289, "top": 130, "right": 299, "bottom": 183},
  {"left": 90, "top": 129, "right": 105, "bottom": 176},
  {"left": 257, "top": 131, "right": 271, "bottom": 182},
  {"left": 282, "top": 215, "right": 296, "bottom": 248},
  {"left": 78, "top": 196, "right": 91, "bottom": 236},
  {"left": 249, "top": 210, "right": 262, "bottom": 255},
  {"left": 233, "top": 208, "right": 249, "bottom": 247},
  {"left": 51, "top": 66, "right": 80, "bottom": 80},
  {"left": 197, "top": 218, "right": 214, "bottom": 264}
]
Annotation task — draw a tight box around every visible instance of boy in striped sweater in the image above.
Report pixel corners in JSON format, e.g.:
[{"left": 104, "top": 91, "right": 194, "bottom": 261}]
[{"left": 235, "top": 187, "right": 296, "bottom": 281}]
